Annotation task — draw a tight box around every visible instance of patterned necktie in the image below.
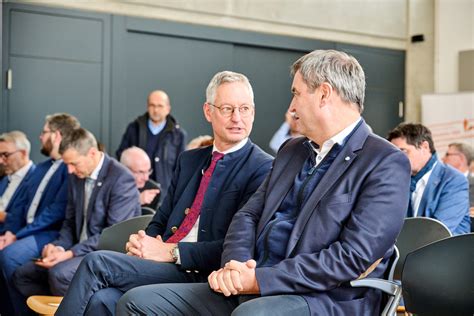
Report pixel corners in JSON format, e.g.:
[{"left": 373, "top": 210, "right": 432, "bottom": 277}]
[{"left": 166, "top": 151, "right": 224, "bottom": 243}]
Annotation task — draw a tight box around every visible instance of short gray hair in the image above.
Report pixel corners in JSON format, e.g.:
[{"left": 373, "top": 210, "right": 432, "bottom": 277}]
[
  {"left": 291, "top": 50, "right": 366, "bottom": 113},
  {"left": 59, "top": 127, "right": 97, "bottom": 155},
  {"left": 120, "top": 146, "right": 150, "bottom": 167},
  {"left": 0, "top": 131, "right": 31, "bottom": 154},
  {"left": 206, "top": 71, "right": 254, "bottom": 105},
  {"left": 448, "top": 142, "right": 474, "bottom": 164}
]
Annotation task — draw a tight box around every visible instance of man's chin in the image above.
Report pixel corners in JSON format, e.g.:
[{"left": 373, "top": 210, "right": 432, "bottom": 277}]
[{"left": 40, "top": 148, "right": 51, "bottom": 157}]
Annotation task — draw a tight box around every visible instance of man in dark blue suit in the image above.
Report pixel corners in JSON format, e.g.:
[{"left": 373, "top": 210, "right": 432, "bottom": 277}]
[
  {"left": 56, "top": 71, "right": 273, "bottom": 316},
  {"left": 114, "top": 50, "right": 412, "bottom": 316},
  {"left": 0, "top": 131, "right": 35, "bottom": 230},
  {"left": 0, "top": 113, "right": 79, "bottom": 316},
  {"left": 13, "top": 127, "right": 141, "bottom": 314}
]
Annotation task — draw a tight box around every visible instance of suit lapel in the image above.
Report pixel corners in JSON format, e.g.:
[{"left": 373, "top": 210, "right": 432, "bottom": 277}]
[
  {"left": 76, "top": 178, "right": 86, "bottom": 239},
  {"left": 418, "top": 162, "right": 442, "bottom": 217},
  {"left": 285, "top": 121, "right": 369, "bottom": 257},
  {"left": 257, "top": 140, "right": 309, "bottom": 236},
  {"left": 86, "top": 155, "right": 110, "bottom": 222}
]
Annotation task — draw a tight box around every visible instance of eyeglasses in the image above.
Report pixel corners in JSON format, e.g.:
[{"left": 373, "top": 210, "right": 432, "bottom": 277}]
[
  {"left": 208, "top": 103, "right": 254, "bottom": 118},
  {"left": 445, "top": 152, "right": 461, "bottom": 157},
  {"left": 132, "top": 169, "right": 153, "bottom": 176},
  {"left": 0, "top": 150, "right": 21, "bottom": 159},
  {"left": 40, "top": 130, "right": 53, "bottom": 136}
]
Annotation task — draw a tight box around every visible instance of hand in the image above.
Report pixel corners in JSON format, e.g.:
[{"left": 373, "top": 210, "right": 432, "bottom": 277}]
[
  {"left": 41, "top": 243, "right": 61, "bottom": 258},
  {"left": 140, "top": 189, "right": 160, "bottom": 205},
  {"left": 469, "top": 206, "right": 474, "bottom": 218},
  {"left": 208, "top": 259, "right": 260, "bottom": 296},
  {"left": 0, "top": 231, "right": 17, "bottom": 250},
  {"left": 125, "top": 232, "right": 144, "bottom": 257},
  {"left": 0, "top": 211, "right": 6, "bottom": 223},
  {"left": 36, "top": 249, "right": 73, "bottom": 269}
]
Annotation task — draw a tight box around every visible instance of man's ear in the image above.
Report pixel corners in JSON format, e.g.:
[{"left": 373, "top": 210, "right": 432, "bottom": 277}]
[
  {"left": 203, "top": 103, "right": 212, "bottom": 123},
  {"left": 420, "top": 140, "right": 431, "bottom": 152},
  {"left": 319, "top": 82, "right": 333, "bottom": 107}
]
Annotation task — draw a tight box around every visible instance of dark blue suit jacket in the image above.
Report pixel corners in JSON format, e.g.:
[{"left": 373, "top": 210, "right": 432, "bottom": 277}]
[
  {"left": 222, "top": 121, "right": 411, "bottom": 315},
  {"left": 0, "top": 164, "right": 36, "bottom": 233},
  {"left": 53, "top": 154, "right": 141, "bottom": 257},
  {"left": 2, "top": 159, "right": 68, "bottom": 245},
  {"left": 146, "top": 140, "right": 273, "bottom": 272}
]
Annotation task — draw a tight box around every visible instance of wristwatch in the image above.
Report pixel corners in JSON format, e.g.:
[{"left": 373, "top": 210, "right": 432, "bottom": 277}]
[{"left": 171, "top": 245, "right": 180, "bottom": 262}]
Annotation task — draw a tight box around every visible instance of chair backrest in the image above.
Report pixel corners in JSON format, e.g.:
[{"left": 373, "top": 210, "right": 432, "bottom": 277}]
[
  {"left": 394, "top": 217, "right": 452, "bottom": 280},
  {"left": 141, "top": 206, "right": 156, "bottom": 215},
  {"left": 402, "top": 233, "right": 474, "bottom": 315},
  {"left": 98, "top": 215, "right": 153, "bottom": 253}
]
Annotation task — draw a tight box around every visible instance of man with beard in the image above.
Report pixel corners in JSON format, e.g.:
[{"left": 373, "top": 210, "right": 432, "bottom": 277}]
[{"left": 0, "top": 113, "right": 80, "bottom": 316}]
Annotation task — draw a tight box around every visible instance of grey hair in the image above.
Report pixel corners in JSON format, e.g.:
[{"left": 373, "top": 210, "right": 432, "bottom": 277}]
[
  {"left": 291, "top": 49, "right": 366, "bottom": 113},
  {"left": 0, "top": 131, "right": 31, "bottom": 154},
  {"left": 448, "top": 142, "right": 474, "bottom": 164},
  {"left": 45, "top": 113, "right": 80, "bottom": 136},
  {"left": 205, "top": 71, "right": 254, "bottom": 105},
  {"left": 120, "top": 146, "right": 150, "bottom": 167},
  {"left": 59, "top": 127, "right": 98, "bottom": 155}
]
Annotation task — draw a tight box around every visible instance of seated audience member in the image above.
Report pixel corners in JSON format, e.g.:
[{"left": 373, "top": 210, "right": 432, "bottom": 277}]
[
  {"left": 56, "top": 71, "right": 273, "bottom": 316},
  {"left": 110, "top": 50, "right": 411, "bottom": 315},
  {"left": 116, "top": 90, "right": 186, "bottom": 201},
  {"left": 120, "top": 146, "right": 160, "bottom": 210},
  {"left": 268, "top": 110, "right": 301, "bottom": 154},
  {"left": 12, "top": 128, "right": 141, "bottom": 314},
  {"left": 443, "top": 142, "right": 474, "bottom": 231},
  {"left": 0, "top": 113, "right": 79, "bottom": 316},
  {"left": 187, "top": 135, "right": 214, "bottom": 150},
  {"left": 0, "top": 131, "right": 35, "bottom": 228},
  {"left": 388, "top": 123, "right": 470, "bottom": 235}
]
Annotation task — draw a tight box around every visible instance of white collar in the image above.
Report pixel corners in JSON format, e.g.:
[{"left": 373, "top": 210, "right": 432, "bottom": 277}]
[
  {"left": 314, "top": 118, "right": 361, "bottom": 155},
  {"left": 9, "top": 160, "right": 33, "bottom": 181},
  {"left": 213, "top": 138, "right": 248, "bottom": 155},
  {"left": 89, "top": 152, "right": 105, "bottom": 181}
]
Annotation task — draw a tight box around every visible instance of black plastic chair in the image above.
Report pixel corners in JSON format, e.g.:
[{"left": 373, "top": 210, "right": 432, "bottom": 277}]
[
  {"left": 394, "top": 217, "right": 452, "bottom": 280},
  {"left": 141, "top": 206, "right": 156, "bottom": 215},
  {"left": 98, "top": 215, "right": 153, "bottom": 253},
  {"left": 402, "top": 233, "right": 474, "bottom": 315}
]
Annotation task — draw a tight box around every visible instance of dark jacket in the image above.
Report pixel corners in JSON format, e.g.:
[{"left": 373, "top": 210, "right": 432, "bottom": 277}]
[
  {"left": 116, "top": 113, "right": 186, "bottom": 200},
  {"left": 53, "top": 154, "right": 141, "bottom": 257},
  {"left": 2, "top": 159, "right": 68, "bottom": 246},
  {"left": 222, "top": 121, "right": 411, "bottom": 316},
  {"left": 146, "top": 140, "right": 273, "bottom": 273}
]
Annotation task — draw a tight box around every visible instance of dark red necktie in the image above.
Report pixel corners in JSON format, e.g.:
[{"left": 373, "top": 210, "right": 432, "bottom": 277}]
[{"left": 166, "top": 151, "right": 224, "bottom": 243}]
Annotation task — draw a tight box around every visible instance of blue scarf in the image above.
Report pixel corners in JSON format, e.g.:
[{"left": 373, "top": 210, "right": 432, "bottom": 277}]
[{"left": 407, "top": 153, "right": 438, "bottom": 216}]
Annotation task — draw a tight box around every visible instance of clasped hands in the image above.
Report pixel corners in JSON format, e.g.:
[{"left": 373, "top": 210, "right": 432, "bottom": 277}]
[
  {"left": 35, "top": 244, "right": 73, "bottom": 269},
  {"left": 208, "top": 259, "right": 260, "bottom": 296},
  {"left": 125, "top": 230, "right": 175, "bottom": 262},
  {"left": 0, "top": 231, "right": 17, "bottom": 250}
]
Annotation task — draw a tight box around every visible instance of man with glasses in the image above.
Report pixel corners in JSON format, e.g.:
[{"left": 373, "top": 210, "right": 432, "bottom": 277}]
[
  {"left": 116, "top": 90, "right": 186, "bottom": 202},
  {"left": 0, "top": 131, "right": 35, "bottom": 228},
  {"left": 0, "top": 113, "right": 80, "bottom": 316},
  {"left": 120, "top": 146, "right": 161, "bottom": 210},
  {"left": 443, "top": 142, "right": 474, "bottom": 231},
  {"left": 13, "top": 127, "right": 141, "bottom": 315},
  {"left": 56, "top": 71, "right": 273, "bottom": 316},
  {"left": 389, "top": 123, "right": 470, "bottom": 235}
]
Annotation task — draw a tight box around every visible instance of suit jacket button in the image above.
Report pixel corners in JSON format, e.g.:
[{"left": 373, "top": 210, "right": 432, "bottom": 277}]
[
  {"left": 184, "top": 208, "right": 190, "bottom": 215},
  {"left": 171, "top": 226, "right": 178, "bottom": 233},
  {"left": 154, "top": 157, "right": 160, "bottom": 162}
]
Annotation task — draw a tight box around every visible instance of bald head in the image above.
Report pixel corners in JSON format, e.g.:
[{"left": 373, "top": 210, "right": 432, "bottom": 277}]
[
  {"left": 147, "top": 90, "right": 171, "bottom": 125},
  {"left": 120, "top": 147, "right": 152, "bottom": 188}
]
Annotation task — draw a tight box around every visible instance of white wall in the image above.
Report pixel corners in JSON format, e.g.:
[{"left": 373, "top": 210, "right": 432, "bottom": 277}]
[{"left": 435, "top": 0, "right": 474, "bottom": 93}]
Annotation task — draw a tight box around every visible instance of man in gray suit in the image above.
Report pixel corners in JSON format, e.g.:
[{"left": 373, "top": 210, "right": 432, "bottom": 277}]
[{"left": 12, "top": 128, "right": 140, "bottom": 314}]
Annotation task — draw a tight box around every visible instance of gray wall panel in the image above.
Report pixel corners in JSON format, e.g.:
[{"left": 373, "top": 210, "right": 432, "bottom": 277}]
[
  {"left": 10, "top": 9, "right": 103, "bottom": 62},
  {"left": 8, "top": 56, "right": 103, "bottom": 161}
]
